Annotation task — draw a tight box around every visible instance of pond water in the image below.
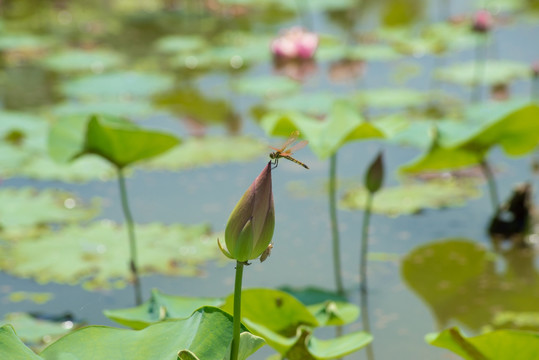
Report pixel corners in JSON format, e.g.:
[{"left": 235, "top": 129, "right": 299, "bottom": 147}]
[{"left": 1, "top": 0, "right": 539, "bottom": 359}]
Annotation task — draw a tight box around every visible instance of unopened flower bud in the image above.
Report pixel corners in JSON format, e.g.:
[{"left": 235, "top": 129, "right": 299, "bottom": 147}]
[
  {"left": 364, "top": 152, "right": 384, "bottom": 194},
  {"left": 472, "top": 9, "right": 493, "bottom": 33},
  {"left": 218, "top": 162, "right": 275, "bottom": 263}
]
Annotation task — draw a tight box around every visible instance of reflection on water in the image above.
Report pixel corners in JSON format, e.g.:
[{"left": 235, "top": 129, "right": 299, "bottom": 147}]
[{"left": 402, "top": 237, "right": 539, "bottom": 333}]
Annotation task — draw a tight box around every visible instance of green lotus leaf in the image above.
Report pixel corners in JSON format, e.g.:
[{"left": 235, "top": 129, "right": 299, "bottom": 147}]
[
  {"left": 341, "top": 180, "right": 481, "bottom": 216},
  {"left": 344, "top": 43, "right": 402, "bottom": 61},
  {"left": 426, "top": 326, "right": 539, "bottom": 360},
  {"left": 232, "top": 76, "right": 300, "bottom": 98},
  {"left": 10, "top": 154, "right": 116, "bottom": 183},
  {"left": 80, "top": 115, "right": 180, "bottom": 168},
  {"left": 264, "top": 92, "right": 338, "bottom": 117},
  {"left": 144, "top": 135, "right": 266, "bottom": 171},
  {"left": 7, "top": 292, "right": 53, "bottom": 304},
  {"left": 60, "top": 71, "right": 174, "bottom": 99},
  {"left": 401, "top": 102, "right": 539, "bottom": 173},
  {"left": 262, "top": 100, "right": 385, "bottom": 159},
  {"left": 435, "top": 60, "right": 531, "bottom": 86},
  {"left": 0, "top": 325, "right": 42, "bottom": 360},
  {"left": 352, "top": 88, "right": 428, "bottom": 109},
  {"left": 280, "top": 286, "right": 347, "bottom": 305},
  {"left": 0, "top": 34, "right": 53, "bottom": 52},
  {"left": 0, "top": 111, "right": 47, "bottom": 150},
  {"left": 36, "top": 307, "right": 263, "bottom": 360},
  {"left": 0, "top": 221, "right": 221, "bottom": 290},
  {"left": 154, "top": 35, "right": 207, "bottom": 54},
  {"left": 51, "top": 100, "right": 156, "bottom": 118},
  {"left": 40, "top": 49, "right": 124, "bottom": 73},
  {"left": 306, "top": 301, "right": 360, "bottom": 326},
  {"left": 155, "top": 88, "right": 233, "bottom": 125},
  {"left": 0, "top": 187, "right": 100, "bottom": 240},
  {"left": 104, "top": 289, "right": 224, "bottom": 329},
  {"left": 0, "top": 313, "right": 79, "bottom": 350}
]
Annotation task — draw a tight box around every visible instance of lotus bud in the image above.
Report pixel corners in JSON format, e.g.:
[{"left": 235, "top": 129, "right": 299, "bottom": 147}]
[
  {"left": 218, "top": 162, "right": 275, "bottom": 263},
  {"left": 364, "top": 152, "right": 384, "bottom": 194},
  {"left": 472, "top": 9, "right": 493, "bottom": 33},
  {"left": 271, "top": 27, "right": 319, "bottom": 60}
]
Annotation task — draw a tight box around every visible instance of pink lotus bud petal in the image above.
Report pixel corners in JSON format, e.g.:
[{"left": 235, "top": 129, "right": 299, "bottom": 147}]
[
  {"left": 224, "top": 162, "right": 275, "bottom": 262},
  {"left": 472, "top": 9, "right": 493, "bottom": 33}
]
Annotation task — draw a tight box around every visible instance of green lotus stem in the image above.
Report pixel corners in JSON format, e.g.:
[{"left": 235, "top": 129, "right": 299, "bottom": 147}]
[
  {"left": 230, "top": 261, "right": 244, "bottom": 360},
  {"left": 360, "top": 287, "right": 375, "bottom": 360},
  {"left": 117, "top": 167, "right": 142, "bottom": 306},
  {"left": 479, "top": 159, "right": 499, "bottom": 211},
  {"left": 329, "top": 153, "right": 345, "bottom": 296},
  {"left": 360, "top": 192, "right": 373, "bottom": 294}
]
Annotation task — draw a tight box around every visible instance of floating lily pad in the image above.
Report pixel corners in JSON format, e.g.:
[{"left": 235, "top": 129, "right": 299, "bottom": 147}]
[
  {"left": 265, "top": 92, "right": 338, "bottom": 116},
  {"left": 0, "top": 221, "right": 221, "bottom": 290},
  {"left": 155, "top": 35, "right": 208, "bottom": 54},
  {"left": 232, "top": 76, "right": 299, "bottom": 98},
  {"left": 105, "top": 289, "right": 224, "bottom": 329},
  {"left": 9, "top": 154, "right": 116, "bottom": 183},
  {"left": 0, "top": 313, "right": 78, "bottom": 349},
  {"left": 0, "top": 34, "right": 54, "bottom": 52},
  {"left": 0, "top": 111, "right": 47, "bottom": 150},
  {"left": 51, "top": 100, "right": 156, "bottom": 118},
  {"left": 0, "top": 187, "right": 100, "bottom": 240},
  {"left": 7, "top": 292, "right": 53, "bottom": 304},
  {"left": 341, "top": 180, "right": 481, "bottom": 216},
  {"left": 60, "top": 71, "right": 174, "bottom": 99},
  {"left": 144, "top": 136, "right": 266, "bottom": 171},
  {"left": 41, "top": 49, "right": 124, "bottom": 73},
  {"left": 435, "top": 60, "right": 530, "bottom": 86},
  {"left": 352, "top": 88, "right": 428, "bottom": 109}
]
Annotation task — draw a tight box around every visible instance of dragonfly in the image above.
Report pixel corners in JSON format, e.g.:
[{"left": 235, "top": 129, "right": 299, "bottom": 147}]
[{"left": 269, "top": 130, "right": 309, "bottom": 169}]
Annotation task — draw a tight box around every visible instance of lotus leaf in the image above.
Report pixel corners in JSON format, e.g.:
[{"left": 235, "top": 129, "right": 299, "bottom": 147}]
[
  {"left": 60, "top": 71, "right": 174, "bottom": 99},
  {"left": 401, "top": 102, "right": 539, "bottom": 173},
  {"left": 435, "top": 60, "right": 530, "bottom": 86},
  {"left": 352, "top": 88, "right": 428, "bottom": 109},
  {"left": 262, "top": 100, "right": 385, "bottom": 159},
  {"left": 232, "top": 76, "right": 300, "bottom": 98},
  {"left": 0, "top": 34, "right": 53, "bottom": 52},
  {"left": 0, "top": 221, "right": 220, "bottom": 289},
  {"left": 144, "top": 135, "right": 266, "bottom": 170},
  {"left": 0, "top": 307, "right": 265, "bottom": 360},
  {"left": 265, "top": 92, "right": 338, "bottom": 116},
  {"left": 0, "top": 111, "right": 47, "bottom": 150},
  {"left": 41, "top": 49, "right": 124, "bottom": 73},
  {"left": 221, "top": 288, "right": 371, "bottom": 357},
  {"left": 51, "top": 100, "right": 155, "bottom": 118},
  {"left": 9, "top": 154, "right": 116, "bottom": 183},
  {"left": 0, "top": 187, "right": 100, "bottom": 240},
  {"left": 426, "top": 326, "right": 539, "bottom": 360},
  {"left": 340, "top": 181, "right": 480, "bottom": 216},
  {"left": 104, "top": 289, "right": 224, "bottom": 329},
  {"left": 306, "top": 301, "right": 360, "bottom": 326},
  {"left": 0, "top": 313, "right": 78, "bottom": 348},
  {"left": 155, "top": 35, "right": 207, "bottom": 54},
  {"left": 7, "top": 292, "right": 53, "bottom": 304},
  {"left": 80, "top": 115, "right": 180, "bottom": 169}
]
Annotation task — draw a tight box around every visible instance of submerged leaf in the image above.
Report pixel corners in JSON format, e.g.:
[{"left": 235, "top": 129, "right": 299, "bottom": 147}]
[
  {"left": 341, "top": 181, "right": 480, "bottom": 216},
  {"left": 0, "top": 221, "right": 221, "bottom": 290}
]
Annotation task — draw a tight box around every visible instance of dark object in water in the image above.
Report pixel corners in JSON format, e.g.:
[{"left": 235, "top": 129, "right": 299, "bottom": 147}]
[{"left": 488, "top": 183, "right": 531, "bottom": 247}]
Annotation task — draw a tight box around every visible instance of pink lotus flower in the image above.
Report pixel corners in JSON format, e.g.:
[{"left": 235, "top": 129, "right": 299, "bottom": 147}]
[
  {"left": 472, "top": 9, "right": 493, "bottom": 33},
  {"left": 271, "top": 27, "right": 319, "bottom": 60}
]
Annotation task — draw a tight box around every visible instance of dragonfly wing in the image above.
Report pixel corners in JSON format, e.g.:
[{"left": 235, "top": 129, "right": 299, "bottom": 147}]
[
  {"left": 277, "top": 131, "right": 299, "bottom": 152},
  {"left": 287, "top": 140, "right": 308, "bottom": 153}
]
